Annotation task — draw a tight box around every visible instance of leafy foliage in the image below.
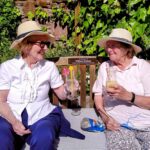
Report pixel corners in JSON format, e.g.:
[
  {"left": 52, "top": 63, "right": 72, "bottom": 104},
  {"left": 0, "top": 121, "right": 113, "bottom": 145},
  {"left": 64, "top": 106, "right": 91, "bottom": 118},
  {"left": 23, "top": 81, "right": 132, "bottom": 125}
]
[
  {"left": 51, "top": 0, "right": 150, "bottom": 59},
  {"left": 27, "top": 6, "right": 49, "bottom": 24},
  {"left": 0, "top": 0, "right": 150, "bottom": 62},
  {"left": 45, "top": 38, "right": 76, "bottom": 58},
  {"left": 0, "top": 0, "right": 21, "bottom": 63},
  {"left": 27, "top": 6, "right": 76, "bottom": 57}
]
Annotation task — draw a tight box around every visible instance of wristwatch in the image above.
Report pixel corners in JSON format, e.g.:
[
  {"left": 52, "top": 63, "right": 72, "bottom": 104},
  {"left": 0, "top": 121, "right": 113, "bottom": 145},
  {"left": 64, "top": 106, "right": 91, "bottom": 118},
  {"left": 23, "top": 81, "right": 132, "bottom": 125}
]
[{"left": 130, "top": 92, "right": 135, "bottom": 103}]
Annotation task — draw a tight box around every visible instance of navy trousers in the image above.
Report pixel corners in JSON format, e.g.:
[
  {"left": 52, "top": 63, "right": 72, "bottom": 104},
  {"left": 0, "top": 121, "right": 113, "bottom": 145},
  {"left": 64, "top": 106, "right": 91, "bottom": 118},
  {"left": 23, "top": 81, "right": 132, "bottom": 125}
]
[{"left": 0, "top": 107, "right": 85, "bottom": 150}]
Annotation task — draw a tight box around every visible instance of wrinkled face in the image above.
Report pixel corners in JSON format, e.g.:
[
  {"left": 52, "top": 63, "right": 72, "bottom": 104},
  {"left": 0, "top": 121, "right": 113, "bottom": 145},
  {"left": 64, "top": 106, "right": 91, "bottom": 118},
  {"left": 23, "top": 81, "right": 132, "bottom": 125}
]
[
  {"left": 105, "top": 40, "right": 127, "bottom": 62},
  {"left": 25, "top": 35, "right": 51, "bottom": 63}
]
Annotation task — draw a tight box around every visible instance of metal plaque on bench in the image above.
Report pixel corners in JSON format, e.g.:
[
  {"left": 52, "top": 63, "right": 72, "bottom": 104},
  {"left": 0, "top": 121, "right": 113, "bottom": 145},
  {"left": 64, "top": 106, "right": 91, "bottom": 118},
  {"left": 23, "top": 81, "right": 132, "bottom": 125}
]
[{"left": 68, "top": 58, "right": 98, "bottom": 65}]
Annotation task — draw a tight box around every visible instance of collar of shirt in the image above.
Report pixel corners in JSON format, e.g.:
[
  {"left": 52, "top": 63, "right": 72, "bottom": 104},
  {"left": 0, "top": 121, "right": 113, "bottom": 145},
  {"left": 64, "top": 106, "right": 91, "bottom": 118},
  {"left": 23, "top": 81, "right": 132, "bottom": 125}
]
[
  {"left": 109, "top": 56, "right": 138, "bottom": 72},
  {"left": 18, "top": 56, "right": 43, "bottom": 70}
]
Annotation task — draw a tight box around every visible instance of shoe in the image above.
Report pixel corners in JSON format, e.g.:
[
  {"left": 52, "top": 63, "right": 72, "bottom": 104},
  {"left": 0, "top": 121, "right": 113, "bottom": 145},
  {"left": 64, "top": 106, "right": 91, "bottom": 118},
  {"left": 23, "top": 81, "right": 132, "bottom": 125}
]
[{"left": 80, "top": 117, "right": 105, "bottom": 132}]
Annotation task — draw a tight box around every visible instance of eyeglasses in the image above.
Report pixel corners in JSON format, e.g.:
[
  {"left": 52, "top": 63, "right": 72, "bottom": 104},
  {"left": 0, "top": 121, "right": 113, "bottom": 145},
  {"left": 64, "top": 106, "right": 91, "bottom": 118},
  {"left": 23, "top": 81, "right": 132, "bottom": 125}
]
[{"left": 28, "top": 41, "right": 51, "bottom": 48}]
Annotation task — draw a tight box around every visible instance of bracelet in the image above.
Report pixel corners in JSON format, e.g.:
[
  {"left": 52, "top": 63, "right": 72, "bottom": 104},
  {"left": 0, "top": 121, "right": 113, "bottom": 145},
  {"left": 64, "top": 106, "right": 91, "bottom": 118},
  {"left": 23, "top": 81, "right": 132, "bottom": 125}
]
[{"left": 130, "top": 92, "right": 135, "bottom": 103}]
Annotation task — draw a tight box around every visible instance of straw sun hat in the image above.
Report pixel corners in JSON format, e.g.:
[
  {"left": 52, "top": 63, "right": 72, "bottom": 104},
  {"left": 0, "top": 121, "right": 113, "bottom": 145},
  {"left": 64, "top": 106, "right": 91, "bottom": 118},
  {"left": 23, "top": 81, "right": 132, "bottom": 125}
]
[
  {"left": 10, "top": 20, "right": 54, "bottom": 49},
  {"left": 98, "top": 28, "right": 142, "bottom": 54}
]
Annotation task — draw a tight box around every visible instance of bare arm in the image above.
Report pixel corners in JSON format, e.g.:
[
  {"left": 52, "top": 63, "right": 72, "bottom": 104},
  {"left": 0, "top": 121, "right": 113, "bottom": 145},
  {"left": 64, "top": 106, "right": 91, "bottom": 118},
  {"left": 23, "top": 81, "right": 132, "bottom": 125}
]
[
  {"left": 133, "top": 95, "right": 150, "bottom": 109},
  {"left": 107, "top": 85, "right": 150, "bottom": 109},
  {"left": 53, "top": 80, "right": 79, "bottom": 100},
  {"left": 0, "top": 90, "right": 18, "bottom": 125},
  {"left": 94, "top": 95, "right": 109, "bottom": 119},
  {"left": 94, "top": 95, "right": 120, "bottom": 131},
  {"left": 0, "top": 90, "right": 31, "bottom": 135}
]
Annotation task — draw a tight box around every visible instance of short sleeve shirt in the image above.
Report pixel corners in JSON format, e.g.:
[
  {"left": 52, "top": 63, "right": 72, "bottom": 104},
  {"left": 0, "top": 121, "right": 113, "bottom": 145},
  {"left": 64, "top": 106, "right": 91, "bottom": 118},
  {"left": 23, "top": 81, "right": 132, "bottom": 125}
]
[
  {"left": 0, "top": 56, "right": 64, "bottom": 125},
  {"left": 93, "top": 56, "right": 150, "bottom": 130}
]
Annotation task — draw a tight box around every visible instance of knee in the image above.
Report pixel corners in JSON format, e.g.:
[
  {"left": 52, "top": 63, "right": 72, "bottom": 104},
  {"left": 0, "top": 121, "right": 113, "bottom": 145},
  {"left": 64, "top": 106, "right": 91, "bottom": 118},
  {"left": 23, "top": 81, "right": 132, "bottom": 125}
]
[
  {"left": 31, "top": 130, "right": 55, "bottom": 146},
  {"left": 39, "top": 131, "right": 55, "bottom": 142},
  {"left": 29, "top": 120, "right": 58, "bottom": 149},
  {"left": 29, "top": 132, "right": 55, "bottom": 150}
]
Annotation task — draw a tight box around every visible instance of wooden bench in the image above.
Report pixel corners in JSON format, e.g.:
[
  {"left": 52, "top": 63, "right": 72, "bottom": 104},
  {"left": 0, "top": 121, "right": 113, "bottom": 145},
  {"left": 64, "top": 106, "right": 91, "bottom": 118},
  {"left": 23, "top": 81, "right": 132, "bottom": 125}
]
[
  {"left": 24, "top": 56, "right": 107, "bottom": 150},
  {"left": 49, "top": 56, "right": 108, "bottom": 108}
]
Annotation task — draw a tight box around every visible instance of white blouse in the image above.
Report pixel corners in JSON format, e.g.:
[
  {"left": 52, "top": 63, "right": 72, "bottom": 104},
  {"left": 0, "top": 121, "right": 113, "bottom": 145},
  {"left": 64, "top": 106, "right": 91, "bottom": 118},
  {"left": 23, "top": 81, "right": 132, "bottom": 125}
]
[
  {"left": 0, "top": 56, "right": 64, "bottom": 125},
  {"left": 93, "top": 56, "right": 150, "bottom": 130}
]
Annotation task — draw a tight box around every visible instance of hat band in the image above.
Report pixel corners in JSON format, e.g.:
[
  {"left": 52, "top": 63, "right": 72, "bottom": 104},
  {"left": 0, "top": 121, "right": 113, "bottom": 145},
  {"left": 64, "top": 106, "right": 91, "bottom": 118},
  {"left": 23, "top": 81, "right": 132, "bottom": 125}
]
[
  {"left": 110, "top": 37, "right": 132, "bottom": 44},
  {"left": 16, "top": 30, "right": 42, "bottom": 40}
]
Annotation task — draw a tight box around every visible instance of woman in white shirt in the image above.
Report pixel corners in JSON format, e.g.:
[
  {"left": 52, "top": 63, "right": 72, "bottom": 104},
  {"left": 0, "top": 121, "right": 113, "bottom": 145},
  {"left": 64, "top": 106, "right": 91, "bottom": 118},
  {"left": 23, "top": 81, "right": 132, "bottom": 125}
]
[
  {"left": 0, "top": 21, "right": 84, "bottom": 150},
  {"left": 93, "top": 28, "right": 150, "bottom": 150}
]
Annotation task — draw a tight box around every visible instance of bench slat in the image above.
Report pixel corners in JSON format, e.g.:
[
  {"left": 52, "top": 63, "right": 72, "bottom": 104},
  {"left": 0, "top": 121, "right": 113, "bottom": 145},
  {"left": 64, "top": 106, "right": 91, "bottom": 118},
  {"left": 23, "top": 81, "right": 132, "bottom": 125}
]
[
  {"left": 89, "top": 65, "right": 96, "bottom": 107},
  {"left": 80, "top": 65, "right": 87, "bottom": 107}
]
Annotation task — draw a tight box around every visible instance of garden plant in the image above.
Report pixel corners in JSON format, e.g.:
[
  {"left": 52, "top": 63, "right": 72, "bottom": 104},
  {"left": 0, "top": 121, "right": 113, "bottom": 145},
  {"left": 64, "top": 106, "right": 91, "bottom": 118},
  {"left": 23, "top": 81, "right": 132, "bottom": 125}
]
[{"left": 0, "top": 0, "right": 150, "bottom": 63}]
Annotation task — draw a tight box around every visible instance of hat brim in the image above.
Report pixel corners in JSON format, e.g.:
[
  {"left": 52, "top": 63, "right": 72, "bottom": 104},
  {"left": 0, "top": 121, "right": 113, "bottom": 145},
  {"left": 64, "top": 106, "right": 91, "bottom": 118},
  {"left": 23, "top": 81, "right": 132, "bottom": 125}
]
[
  {"left": 10, "top": 31, "right": 55, "bottom": 50},
  {"left": 98, "top": 37, "right": 142, "bottom": 54}
]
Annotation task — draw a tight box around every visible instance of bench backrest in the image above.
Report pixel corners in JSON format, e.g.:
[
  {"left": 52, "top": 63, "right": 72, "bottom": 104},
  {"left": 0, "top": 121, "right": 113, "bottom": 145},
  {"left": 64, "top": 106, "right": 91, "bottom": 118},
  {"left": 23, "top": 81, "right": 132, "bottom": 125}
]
[{"left": 48, "top": 56, "right": 107, "bottom": 108}]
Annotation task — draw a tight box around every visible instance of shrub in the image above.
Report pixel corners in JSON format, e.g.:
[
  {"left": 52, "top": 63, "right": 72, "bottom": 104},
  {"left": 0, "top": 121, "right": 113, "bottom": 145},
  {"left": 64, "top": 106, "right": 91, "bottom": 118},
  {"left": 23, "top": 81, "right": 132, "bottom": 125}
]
[
  {"left": 0, "top": 0, "right": 21, "bottom": 63},
  {"left": 51, "top": 0, "right": 150, "bottom": 59}
]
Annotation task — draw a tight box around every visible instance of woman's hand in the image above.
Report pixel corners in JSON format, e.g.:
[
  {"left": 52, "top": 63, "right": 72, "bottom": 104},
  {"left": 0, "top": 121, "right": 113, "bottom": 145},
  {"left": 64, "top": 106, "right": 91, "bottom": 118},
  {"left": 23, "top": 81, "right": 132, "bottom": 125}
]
[
  {"left": 103, "top": 116, "right": 120, "bottom": 131},
  {"left": 12, "top": 120, "right": 31, "bottom": 136},
  {"left": 106, "top": 84, "right": 132, "bottom": 102},
  {"left": 64, "top": 79, "right": 80, "bottom": 100}
]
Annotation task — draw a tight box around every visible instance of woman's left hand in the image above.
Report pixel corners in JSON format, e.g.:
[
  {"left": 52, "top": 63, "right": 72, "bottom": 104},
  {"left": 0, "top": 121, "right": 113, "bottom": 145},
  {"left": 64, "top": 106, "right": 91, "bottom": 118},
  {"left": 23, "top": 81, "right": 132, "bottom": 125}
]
[
  {"left": 104, "top": 116, "right": 120, "bottom": 131},
  {"left": 12, "top": 119, "right": 31, "bottom": 136},
  {"left": 106, "top": 84, "right": 132, "bottom": 102}
]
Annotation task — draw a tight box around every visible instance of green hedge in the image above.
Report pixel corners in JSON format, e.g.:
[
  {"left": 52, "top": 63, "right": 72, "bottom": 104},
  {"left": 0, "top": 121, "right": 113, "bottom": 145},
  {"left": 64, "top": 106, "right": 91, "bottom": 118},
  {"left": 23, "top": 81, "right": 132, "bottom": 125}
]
[
  {"left": 0, "top": 0, "right": 150, "bottom": 63},
  {"left": 0, "top": 0, "right": 21, "bottom": 63},
  {"left": 51, "top": 0, "right": 150, "bottom": 59}
]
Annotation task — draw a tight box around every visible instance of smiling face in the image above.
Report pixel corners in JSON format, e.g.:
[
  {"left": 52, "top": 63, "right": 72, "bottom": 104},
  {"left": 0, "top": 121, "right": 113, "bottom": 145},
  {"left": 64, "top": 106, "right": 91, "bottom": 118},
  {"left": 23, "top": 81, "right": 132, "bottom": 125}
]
[
  {"left": 105, "top": 40, "right": 131, "bottom": 63},
  {"left": 21, "top": 35, "right": 51, "bottom": 66}
]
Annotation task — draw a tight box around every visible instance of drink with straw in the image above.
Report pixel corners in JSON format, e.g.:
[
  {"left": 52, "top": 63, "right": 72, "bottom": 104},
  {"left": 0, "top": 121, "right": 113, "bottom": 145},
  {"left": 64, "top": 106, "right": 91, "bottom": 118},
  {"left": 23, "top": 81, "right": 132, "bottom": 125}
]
[
  {"left": 62, "top": 66, "right": 81, "bottom": 115},
  {"left": 67, "top": 66, "right": 78, "bottom": 100},
  {"left": 62, "top": 66, "right": 77, "bottom": 100},
  {"left": 65, "top": 79, "right": 78, "bottom": 100}
]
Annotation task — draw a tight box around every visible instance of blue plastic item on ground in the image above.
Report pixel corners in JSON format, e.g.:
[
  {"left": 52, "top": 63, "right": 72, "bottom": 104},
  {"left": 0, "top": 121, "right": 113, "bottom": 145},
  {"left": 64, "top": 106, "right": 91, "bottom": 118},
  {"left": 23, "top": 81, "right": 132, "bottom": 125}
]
[{"left": 81, "top": 117, "right": 106, "bottom": 132}]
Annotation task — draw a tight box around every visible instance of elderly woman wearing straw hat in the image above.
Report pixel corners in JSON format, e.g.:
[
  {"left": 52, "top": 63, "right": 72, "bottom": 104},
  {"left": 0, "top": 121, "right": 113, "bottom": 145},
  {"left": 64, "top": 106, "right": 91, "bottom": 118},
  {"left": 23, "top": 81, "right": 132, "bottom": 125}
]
[
  {"left": 0, "top": 21, "right": 84, "bottom": 150},
  {"left": 93, "top": 28, "right": 150, "bottom": 149}
]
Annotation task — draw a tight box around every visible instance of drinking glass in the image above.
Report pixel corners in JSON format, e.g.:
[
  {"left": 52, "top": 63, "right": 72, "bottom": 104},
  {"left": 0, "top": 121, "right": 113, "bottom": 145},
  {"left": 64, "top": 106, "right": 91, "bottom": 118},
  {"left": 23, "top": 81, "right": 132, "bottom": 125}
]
[
  {"left": 66, "top": 79, "right": 78, "bottom": 100},
  {"left": 106, "top": 67, "right": 117, "bottom": 90},
  {"left": 104, "top": 67, "right": 118, "bottom": 111},
  {"left": 66, "top": 79, "right": 81, "bottom": 116}
]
